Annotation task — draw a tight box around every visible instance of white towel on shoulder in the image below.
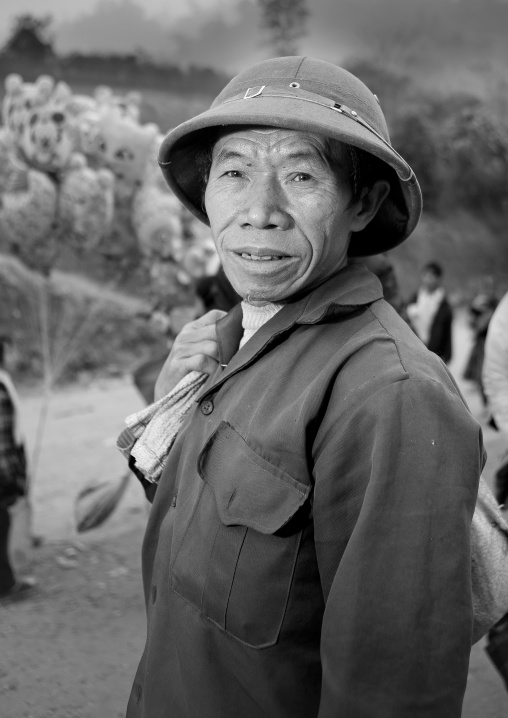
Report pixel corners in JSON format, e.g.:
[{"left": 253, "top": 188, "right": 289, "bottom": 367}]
[{"left": 117, "top": 370, "right": 207, "bottom": 484}]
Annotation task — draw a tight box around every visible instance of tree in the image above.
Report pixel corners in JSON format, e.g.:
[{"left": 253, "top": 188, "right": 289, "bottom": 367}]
[
  {"left": 1, "top": 14, "right": 55, "bottom": 61},
  {"left": 391, "top": 111, "right": 443, "bottom": 213},
  {"left": 442, "top": 104, "right": 508, "bottom": 211},
  {"left": 258, "top": 0, "right": 309, "bottom": 57}
]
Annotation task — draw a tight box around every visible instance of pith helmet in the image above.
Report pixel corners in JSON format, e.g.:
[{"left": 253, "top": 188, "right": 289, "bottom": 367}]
[{"left": 158, "top": 56, "right": 422, "bottom": 256}]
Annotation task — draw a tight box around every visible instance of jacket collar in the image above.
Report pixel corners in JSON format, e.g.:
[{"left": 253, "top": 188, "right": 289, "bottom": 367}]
[
  {"left": 293, "top": 262, "right": 383, "bottom": 325},
  {"left": 202, "top": 264, "right": 383, "bottom": 400}
]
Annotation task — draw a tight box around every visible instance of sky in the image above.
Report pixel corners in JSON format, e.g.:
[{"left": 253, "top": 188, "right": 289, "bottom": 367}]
[{"left": 1, "top": 0, "right": 508, "bottom": 75}]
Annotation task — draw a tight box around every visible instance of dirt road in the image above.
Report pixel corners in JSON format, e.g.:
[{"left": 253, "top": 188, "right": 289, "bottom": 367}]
[
  {"left": 1, "top": 378, "right": 148, "bottom": 717},
  {"left": 1, "top": 316, "right": 507, "bottom": 717}
]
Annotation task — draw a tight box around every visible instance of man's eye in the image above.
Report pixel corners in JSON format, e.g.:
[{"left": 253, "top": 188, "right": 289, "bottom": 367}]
[
  {"left": 293, "top": 173, "right": 311, "bottom": 182},
  {"left": 223, "top": 170, "right": 243, "bottom": 178}
]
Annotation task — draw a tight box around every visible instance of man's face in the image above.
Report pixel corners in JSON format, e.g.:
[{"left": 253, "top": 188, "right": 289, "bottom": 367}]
[{"left": 204, "top": 127, "right": 359, "bottom": 304}]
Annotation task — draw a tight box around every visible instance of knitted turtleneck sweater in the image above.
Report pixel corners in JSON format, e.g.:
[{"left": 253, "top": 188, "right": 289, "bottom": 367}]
[{"left": 239, "top": 300, "right": 284, "bottom": 349}]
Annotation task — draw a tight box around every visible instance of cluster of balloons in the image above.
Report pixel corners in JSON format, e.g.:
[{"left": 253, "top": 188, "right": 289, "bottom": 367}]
[{"left": 0, "top": 73, "right": 219, "bottom": 297}]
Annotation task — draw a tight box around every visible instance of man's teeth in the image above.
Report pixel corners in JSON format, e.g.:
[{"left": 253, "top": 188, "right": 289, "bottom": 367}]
[{"left": 240, "top": 253, "right": 283, "bottom": 261}]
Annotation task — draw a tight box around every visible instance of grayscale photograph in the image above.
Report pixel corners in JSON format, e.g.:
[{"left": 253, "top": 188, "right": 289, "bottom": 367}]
[{"left": 0, "top": 1, "right": 508, "bottom": 716}]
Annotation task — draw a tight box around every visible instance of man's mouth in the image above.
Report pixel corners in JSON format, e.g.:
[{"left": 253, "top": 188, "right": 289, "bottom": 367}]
[{"left": 238, "top": 252, "right": 285, "bottom": 261}]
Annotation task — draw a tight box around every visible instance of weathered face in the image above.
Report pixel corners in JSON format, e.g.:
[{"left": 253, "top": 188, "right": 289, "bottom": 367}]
[{"left": 204, "top": 127, "right": 361, "bottom": 304}]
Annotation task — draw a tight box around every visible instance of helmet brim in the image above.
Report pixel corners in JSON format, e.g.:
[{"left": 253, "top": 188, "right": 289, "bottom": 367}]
[{"left": 159, "top": 92, "right": 422, "bottom": 257}]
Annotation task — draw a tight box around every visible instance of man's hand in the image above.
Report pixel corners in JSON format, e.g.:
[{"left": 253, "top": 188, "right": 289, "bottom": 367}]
[{"left": 154, "top": 310, "right": 226, "bottom": 400}]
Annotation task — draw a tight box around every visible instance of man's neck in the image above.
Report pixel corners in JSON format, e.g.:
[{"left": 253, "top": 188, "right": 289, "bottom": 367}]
[{"left": 239, "top": 301, "right": 284, "bottom": 349}]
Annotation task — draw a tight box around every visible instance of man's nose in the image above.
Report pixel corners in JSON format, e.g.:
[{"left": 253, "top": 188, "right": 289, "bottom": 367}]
[{"left": 240, "top": 174, "right": 291, "bottom": 230}]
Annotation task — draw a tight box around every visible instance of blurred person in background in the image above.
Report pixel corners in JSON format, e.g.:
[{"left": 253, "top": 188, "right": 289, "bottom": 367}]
[
  {"left": 0, "top": 335, "right": 35, "bottom": 603},
  {"left": 406, "top": 261, "right": 453, "bottom": 363},
  {"left": 481, "top": 291, "right": 508, "bottom": 691},
  {"left": 463, "top": 276, "right": 498, "bottom": 406},
  {"left": 123, "top": 57, "right": 485, "bottom": 718},
  {"left": 483, "top": 291, "right": 508, "bottom": 507}
]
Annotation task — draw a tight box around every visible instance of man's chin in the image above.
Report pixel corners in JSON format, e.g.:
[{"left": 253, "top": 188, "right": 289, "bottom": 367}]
[
  {"left": 222, "top": 265, "right": 303, "bottom": 305},
  {"left": 230, "top": 280, "right": 293, "bottom": 305}
]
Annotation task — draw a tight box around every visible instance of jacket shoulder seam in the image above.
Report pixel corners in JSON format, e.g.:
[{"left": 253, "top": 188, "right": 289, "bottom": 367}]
[{"left": 366, "top": 304, "right": 408, "bottom": 375}]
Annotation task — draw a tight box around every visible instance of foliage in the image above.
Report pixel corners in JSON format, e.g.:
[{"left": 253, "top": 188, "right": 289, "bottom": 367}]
[
  {"left": 392, "top": 94, "right": 508, "bottom": 213},
  {"left": 257, "top": 0, "right": 309, "bottom": 56},
  {"left": 1, "top": 14, "right": 54, "bottom": 61},
  {"left": 0, "top": 53, "right": 228, "bottom": 98},
  {"left": 390, "top": 112, "right": 442, "bottom": 212},
  {"left": 343, "top": 59, "right": 411, "bottom": 124},
  {"left": 344, "top": 58, "right": 508, "bottom": 216},
  {"left": 441, "top": 104, "right": 508, "bottom": 211}
]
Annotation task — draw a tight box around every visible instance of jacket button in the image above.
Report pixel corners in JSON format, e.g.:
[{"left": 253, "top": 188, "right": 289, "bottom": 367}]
[{"left": 201, "top": 400, "right": 214, "bottom": 415}]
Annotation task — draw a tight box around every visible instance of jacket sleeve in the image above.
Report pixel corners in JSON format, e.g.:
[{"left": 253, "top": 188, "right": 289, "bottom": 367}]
[{"left": 312, "top": 377, "right": 484, "bottom": 718}]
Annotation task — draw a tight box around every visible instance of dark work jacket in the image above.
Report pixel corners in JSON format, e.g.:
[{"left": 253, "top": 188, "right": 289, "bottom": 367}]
[{"left": 127, "top": 264, "right": 484, "bottom": 718}]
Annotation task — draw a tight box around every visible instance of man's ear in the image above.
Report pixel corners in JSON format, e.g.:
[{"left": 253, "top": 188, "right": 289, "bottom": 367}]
[{"left": 350, "top": 180, "right": 391, "bottom": 233}]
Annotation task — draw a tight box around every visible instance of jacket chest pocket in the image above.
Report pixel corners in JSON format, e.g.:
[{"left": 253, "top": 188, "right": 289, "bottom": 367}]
[{"left": 169, "top": 421, "right": 310, "bottom": 649}]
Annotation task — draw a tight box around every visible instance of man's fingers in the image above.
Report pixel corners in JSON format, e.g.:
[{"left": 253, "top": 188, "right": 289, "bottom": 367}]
[
  {"left": 173, "top": 340, "right": 219, "bottom": 362},
  {"left": 152, "top": 310, "right": 226, "bottom": 400},
  {"left": 185, "top": 354, "right": 220, "bottom": 375},
  {"left": 189, "top": 309, "right": 227, "bottom": 329},
  {"left": 179, "top": 323, "right": 221, "bottom": 345},
  {"left": 153, "top": 336, "right": 220, "bottom": 400},
  {"left": 154, "top": 353, "right": 219, "bottom": 400}
]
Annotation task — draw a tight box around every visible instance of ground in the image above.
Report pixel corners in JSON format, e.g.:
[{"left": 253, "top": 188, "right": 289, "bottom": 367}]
[{"left": 1, "top": 315, "right": 508, "bottom": 717}]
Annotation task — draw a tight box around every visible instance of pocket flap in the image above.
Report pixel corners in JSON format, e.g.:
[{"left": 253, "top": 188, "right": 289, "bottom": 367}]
[{"left": 198, "top": 421, "right": 310, "bottom": 534}]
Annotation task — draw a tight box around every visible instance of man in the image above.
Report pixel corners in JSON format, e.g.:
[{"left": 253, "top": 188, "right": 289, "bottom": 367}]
[
  {"left": 127, "top": 57, "right": 484, "bottom": 717},
  {"left": 483, "top": 290, "right": 508, "bottom": 506},
  {"left": 464, "top": 277, "right": 498, "bottom": 407},
  {"left": 482, "top": 290, "right": 508, "bottom": 688},
  {"left": 406, "top": 261, "right": 453, "bottom": 363},
  {"left": 0, "top": 335, "right": 35, "bottom": 603}
]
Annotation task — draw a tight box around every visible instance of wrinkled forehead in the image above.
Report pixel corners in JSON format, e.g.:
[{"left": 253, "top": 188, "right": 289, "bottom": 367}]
[{"left": 211, "top": 124, "right": 341, "bottom": 163}]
